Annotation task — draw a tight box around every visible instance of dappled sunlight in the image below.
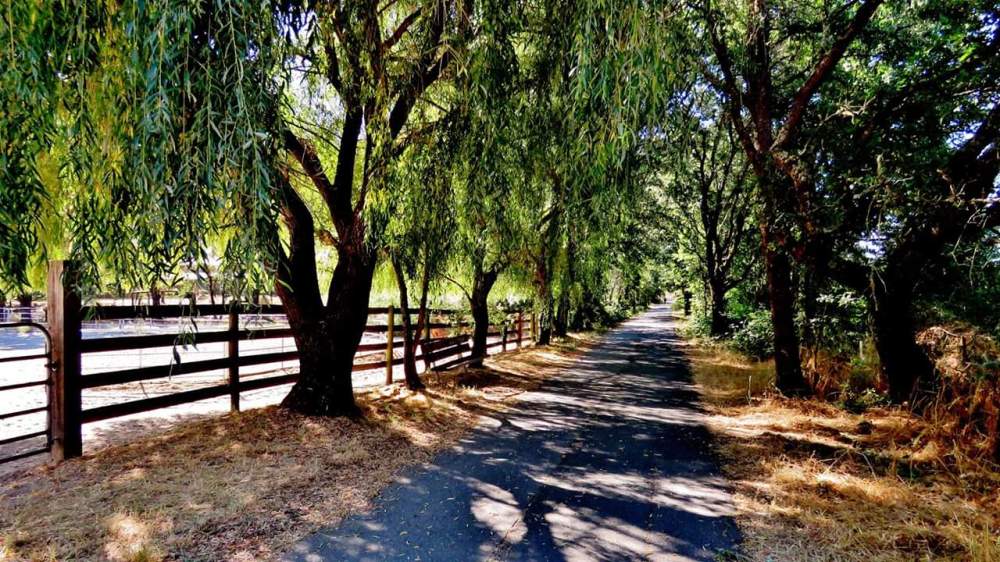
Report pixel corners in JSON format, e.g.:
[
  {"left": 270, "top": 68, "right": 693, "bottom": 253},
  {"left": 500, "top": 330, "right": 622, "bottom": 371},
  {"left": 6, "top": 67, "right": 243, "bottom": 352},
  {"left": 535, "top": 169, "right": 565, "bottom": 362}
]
[
  {"left": 541, "top": 503, "right": 689, "bottom": 561},
  {"left": 285, "top": 306, "right": 740, "bottom": 561},
  {"left": 0, "top": 334, "right": 591, "bottom": 560},
  {"left": 532, "top": 470, "right": 736, "bottom": 519},
  {"left": 103, "top": 513, "right": 165, "bottom": 562},
  {"left": 681, "top": 329, "right": 1000, "bottom": 561},
  {"left": 469, "top": 482, "right": 526, "bottom": 543}
]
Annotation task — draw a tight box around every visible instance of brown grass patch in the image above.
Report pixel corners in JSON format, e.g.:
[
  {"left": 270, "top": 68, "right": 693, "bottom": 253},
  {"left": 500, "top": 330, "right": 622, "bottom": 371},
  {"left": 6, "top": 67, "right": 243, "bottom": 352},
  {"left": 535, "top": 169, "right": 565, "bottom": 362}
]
[
  {"left": 0, "top": 335, "right": 596, "bottom": 562},
  {"left": 678, "top": 336, "right": 1000, "bottom": 562}
]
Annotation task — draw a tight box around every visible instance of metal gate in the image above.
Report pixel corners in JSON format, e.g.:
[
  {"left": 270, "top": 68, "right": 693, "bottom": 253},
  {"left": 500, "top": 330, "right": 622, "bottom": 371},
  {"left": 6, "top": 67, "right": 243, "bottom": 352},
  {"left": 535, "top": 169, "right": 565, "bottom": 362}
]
[{"left": 0, "top": 321, "right": 53, "bottom": 465}]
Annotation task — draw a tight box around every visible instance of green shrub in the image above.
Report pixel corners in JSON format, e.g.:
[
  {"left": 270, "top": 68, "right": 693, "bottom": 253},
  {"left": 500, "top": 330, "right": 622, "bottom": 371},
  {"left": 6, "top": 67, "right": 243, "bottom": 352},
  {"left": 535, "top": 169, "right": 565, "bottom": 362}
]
[
  {"left": 681, "top": 312, "right": 714, "bottom": 339},
  {"left": 837, "top": 357, "right": 885, "bottom": 412},
  {"left": 731, "top": 310, "right": 774, "bottom": 360}
]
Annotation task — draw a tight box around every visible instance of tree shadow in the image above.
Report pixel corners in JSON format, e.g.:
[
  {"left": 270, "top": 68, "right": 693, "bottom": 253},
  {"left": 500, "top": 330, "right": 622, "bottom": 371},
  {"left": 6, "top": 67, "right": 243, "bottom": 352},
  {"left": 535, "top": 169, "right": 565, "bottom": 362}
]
[{"left": 284, "top": 305, "right": 741, "bottom": 561}]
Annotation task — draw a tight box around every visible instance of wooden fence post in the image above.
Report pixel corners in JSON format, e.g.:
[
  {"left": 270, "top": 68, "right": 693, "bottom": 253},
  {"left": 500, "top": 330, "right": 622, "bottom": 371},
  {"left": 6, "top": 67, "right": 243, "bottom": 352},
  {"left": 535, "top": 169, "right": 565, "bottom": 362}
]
[
  {"left": 501, "top": 323, "right": 507, "bottom": 352},
  {"left": 48, "top": 260, "right": 82, "bottom": 461},
  {"left": 517, "top": 311, "right": 524, "bottom": 348},
  {"left": 385, "top": 305, "right": 394, "bottom": 385},
  {"left": 228, "top": 309, "right": 240, "bottom": 412},
  {"left": 530, "top": 312, "right": 537, "bottom": 342}
]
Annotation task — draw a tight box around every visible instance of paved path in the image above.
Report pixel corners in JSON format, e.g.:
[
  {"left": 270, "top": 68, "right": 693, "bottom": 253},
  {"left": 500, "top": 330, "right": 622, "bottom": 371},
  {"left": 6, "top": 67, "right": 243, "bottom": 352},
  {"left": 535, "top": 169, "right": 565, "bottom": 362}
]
[{"left": 285, "top": 305, "right": 740, "bottom": 561}]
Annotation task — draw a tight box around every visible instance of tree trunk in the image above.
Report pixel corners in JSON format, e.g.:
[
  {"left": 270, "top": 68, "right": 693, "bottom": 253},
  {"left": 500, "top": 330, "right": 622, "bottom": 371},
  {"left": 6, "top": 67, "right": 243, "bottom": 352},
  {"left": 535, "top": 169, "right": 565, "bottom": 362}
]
[
  {"left": 207, "top": 272, "right": 217, "bottom": 306},
  {"left": 391, "top": 256, "right": 425, "bottom": 390},
  {"left": 682, "top": 290, "right": 692, "bottom": 316},
  {"left": 469, "top": 266, "right": 500, "bottom": 367},
  {"left": 279, "top": 241, "right": 374, "bottom": 417},
  {"left": 414, "top": 258, "right": 431, "bottom": 373},
  {"left": 707, "top": 278, "right": 728, "bottom": 336},
  {"left": 753, "top": 166, "right": 811, "bottom": 396},
  {"left": 760, "top": 221, "right": 810, "bottom": 398},
  {"left": 870, "top": 277, "right": 934, "bottom": 404},
  {"left": 17, "top": 293, "right": 32, "bottom": 322},
  {"left": 553, "top": 231, "right": 575, "bottom": 337},
  {"left": 554, "top": 290, "right": 569, "bottom": 337},
  {"left": 533, "top": 249, "right": 554, "bottom": 345},
  {"left": 534, "top": 257, "right": 554, "bottom": 345},
  {"left": 149, "top": 286, "right": 162, "bottom": 307}
]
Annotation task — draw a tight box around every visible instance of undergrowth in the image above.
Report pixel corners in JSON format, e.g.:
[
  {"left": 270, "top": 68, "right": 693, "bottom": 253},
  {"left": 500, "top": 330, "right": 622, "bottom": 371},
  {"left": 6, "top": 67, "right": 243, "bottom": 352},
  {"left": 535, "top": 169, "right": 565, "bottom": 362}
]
[{"left": 680, "top": 331, "right": 1000, "bottom": 561}]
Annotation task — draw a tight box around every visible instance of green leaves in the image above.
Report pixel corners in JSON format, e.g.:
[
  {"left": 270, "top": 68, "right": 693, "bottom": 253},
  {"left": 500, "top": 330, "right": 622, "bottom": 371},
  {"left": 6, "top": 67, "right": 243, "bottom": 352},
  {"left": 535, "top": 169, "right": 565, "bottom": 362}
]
[{"left": 3, "top": 0, "right": 288, "bottom": 296}]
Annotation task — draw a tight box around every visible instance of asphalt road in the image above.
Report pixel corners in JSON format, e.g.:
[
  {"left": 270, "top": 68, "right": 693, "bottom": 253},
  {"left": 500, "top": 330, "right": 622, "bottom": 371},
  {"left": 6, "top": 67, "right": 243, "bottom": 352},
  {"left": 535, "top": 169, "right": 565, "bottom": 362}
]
[{"left": 284, "top": 305, "right": 740, "bottom": 561}]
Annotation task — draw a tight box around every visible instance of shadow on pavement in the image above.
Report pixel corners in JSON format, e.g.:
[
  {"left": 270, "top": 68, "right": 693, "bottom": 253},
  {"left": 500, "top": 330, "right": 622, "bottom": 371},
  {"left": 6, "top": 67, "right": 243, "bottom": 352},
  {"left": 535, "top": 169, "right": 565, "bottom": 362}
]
[{"left": 284, "top": 305, "right": 741, "bottom": 562}]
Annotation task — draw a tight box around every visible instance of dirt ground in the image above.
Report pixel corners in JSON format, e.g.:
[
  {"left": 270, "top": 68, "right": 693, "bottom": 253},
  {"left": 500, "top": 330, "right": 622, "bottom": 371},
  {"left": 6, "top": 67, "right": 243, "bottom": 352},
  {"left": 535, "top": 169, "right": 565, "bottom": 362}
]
[
  {"left": 0, "top": 316, "right": 500, "bottom": 475},
  {"left": 680, "top": 338, "right": 1000, "bottom": 562},
  {"left": 0, "top": 335, "right": 598, "bottom": 562}
]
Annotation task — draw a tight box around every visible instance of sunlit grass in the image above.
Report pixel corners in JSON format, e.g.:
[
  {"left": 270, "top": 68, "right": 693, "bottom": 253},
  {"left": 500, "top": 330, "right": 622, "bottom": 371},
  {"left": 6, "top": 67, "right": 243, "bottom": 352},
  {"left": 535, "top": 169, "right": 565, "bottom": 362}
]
[{"left": 679, "top": 328, "right": 1000, "bottom": 562}]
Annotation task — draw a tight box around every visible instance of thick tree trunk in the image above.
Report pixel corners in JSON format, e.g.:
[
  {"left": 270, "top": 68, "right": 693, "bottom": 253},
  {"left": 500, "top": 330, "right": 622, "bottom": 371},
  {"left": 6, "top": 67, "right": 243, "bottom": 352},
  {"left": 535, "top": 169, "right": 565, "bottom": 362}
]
[
  {"left": 533, "top": 249, "right": 554, "bottom": 345},
  {"left": 765, "top": 252, "right": 810, "bottom": 395},
  {"left": 707, "top": 278, "right": 728, "bottom": 336},
  {"left": 762, "top": 237, "right": 809, "bottom": 395},
  {"left": 469, "top": 266, "right": 500, "bottom": 367},
  {"left": 870, "top": 277, "right": 934, "bottom": 404},
  {"left": 391, "top": 256, "right": 425, "bottom": 390},
  {"left": 280, "top": 242, "right": 374, "bottom": 417},
  {"left": 754, "top": 166, "right": 811, "bottom": 396}
]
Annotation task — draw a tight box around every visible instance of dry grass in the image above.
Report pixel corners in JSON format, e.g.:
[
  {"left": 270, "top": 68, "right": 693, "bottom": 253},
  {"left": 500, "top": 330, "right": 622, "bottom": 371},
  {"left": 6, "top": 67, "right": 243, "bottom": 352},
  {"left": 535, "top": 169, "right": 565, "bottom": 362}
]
[
  {"left": 679, "top": 337, "right": 1000, "bottom": 562},
  {"left": 0, "top": 336, "right": 596, "bottom": 562}
]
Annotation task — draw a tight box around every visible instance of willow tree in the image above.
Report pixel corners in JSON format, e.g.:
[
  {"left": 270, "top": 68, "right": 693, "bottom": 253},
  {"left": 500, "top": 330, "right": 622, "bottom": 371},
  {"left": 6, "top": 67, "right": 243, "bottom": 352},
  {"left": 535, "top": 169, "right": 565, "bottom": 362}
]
[
  {"left": 495, "top": 0, "right": 680, "bottom": 343},
  {"left": 385, "top": 110, "right": 459, "bottom": 389},
  {"left": 439, "top": 0, "right": 537, "bottom": 361},
  {"left": 3, "top": 0, "right": 474, "bottom": 416}
]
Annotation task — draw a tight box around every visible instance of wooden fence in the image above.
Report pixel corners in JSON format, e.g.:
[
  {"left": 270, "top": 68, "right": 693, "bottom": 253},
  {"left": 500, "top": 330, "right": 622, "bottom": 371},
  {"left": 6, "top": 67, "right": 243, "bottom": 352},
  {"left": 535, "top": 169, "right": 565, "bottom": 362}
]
[{"left": 1, "top": 261, "right": 534, "bottom": 465}]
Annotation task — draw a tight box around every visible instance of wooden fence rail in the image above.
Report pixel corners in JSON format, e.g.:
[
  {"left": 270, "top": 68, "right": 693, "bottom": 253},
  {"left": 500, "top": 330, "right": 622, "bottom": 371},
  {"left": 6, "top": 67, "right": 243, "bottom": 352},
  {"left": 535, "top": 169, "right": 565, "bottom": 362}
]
[{"left": 35, "top": 260, "right": 535, "bottom": 462}]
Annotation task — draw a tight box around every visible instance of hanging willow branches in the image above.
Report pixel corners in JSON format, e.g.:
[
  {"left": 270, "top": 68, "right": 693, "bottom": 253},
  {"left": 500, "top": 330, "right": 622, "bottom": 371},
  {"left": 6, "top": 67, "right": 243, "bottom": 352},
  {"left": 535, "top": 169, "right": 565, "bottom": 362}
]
[{"left": 2, "top": 0, "right": 294, "bottom": 294}]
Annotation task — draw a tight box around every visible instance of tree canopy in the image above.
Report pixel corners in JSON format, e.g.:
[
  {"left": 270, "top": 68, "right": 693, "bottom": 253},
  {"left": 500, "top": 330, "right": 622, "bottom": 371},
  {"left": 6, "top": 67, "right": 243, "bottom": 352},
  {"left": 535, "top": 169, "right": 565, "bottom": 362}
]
[{"left": 1, "top": 0, "right": 997, "bottom": 418}]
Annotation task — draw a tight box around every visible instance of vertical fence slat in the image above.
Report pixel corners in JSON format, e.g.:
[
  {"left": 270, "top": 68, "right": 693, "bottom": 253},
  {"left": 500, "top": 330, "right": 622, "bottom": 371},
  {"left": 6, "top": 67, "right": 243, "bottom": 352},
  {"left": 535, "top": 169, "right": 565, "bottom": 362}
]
[
  {"left": 501, "top": 324, "right": 508, "bottom": 352},
  {"left": 385, "top": 305, "right": 394, "bottom": 385},
  {"left": 517, "top": 311, "right": 524, "bottom": 348},
  {"left": 48, "top": 260, "right": 82, "bottom": 461},
  {"left": 228, "top": 309, "right": 240, "bottom": 412}
]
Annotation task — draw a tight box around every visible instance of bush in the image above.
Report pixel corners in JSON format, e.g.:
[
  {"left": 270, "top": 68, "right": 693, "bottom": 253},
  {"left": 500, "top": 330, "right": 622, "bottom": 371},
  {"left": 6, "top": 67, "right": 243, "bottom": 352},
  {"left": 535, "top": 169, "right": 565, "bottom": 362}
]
[
  {"left": 837, "top": 361, "right": 886, "bottom": 412},
  {"left": 681, "top": 312, "right": 714, "bottom": 339},
  {"left": 731, "top": 310, "right": 774, "bottom": 360}
]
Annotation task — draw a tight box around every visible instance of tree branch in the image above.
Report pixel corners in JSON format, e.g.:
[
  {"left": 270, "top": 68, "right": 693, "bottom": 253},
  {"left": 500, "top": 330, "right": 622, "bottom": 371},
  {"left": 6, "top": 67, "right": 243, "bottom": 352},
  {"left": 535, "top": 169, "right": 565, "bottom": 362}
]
[
  {"left": 383, "top": 7, "right": 421, "bottom": 53},
  {"left": 773, "top": 0, "right": 884, "bottom": 150},
  {"left": 283, "top": 129, "right": 353, "bottom": 238},
  {"left": 702, "top": 1, "right": 758, "bottom": 166},
  {"left": 275, "top": 175, "right": 324, "bottom": 315},
  {"left": 441, "top": 272, "right": 472, "bottom": 302}
]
